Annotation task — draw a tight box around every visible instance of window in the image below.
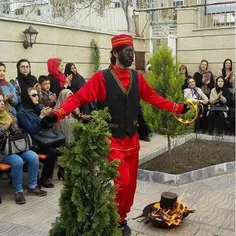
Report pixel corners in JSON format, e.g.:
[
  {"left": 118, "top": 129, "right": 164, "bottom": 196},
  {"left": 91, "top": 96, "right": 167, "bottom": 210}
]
[
  {"left": 114, "top": 2, "right": 121, "bottom": 8},
  {"left": 15, "top": 8, "right": 24, "bottom": 15},
  {"left": 173, "top": 1, "right": 184, "bottom": 7}
]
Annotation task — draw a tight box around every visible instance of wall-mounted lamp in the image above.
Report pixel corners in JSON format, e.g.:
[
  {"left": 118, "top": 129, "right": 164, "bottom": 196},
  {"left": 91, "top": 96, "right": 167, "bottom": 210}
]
[{"left": 23, "top": 25, "right": 39, "bottom": 49}]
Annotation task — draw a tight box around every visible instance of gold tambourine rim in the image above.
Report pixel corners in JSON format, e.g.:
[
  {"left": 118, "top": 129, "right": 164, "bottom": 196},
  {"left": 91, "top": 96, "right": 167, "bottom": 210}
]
[{"left": 174, "top": 99, "right": 198, "bottom": 125}]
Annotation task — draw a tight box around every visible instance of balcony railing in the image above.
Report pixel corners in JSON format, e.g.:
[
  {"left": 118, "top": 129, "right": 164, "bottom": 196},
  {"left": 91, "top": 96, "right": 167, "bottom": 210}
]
[{"left": 0, "top": 0, "right": 130, "bottom": 33}]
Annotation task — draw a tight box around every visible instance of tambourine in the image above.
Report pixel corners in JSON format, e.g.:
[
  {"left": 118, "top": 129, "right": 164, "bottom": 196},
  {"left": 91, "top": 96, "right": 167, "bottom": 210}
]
[{"left": 174, "top": 99, "right": 198, "bottom": 125}]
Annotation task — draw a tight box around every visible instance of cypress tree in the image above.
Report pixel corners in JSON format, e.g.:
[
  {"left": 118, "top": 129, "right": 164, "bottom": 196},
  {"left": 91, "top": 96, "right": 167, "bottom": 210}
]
[
  {"left": 49, "top": 108, "right": 121, "bottom": 236},
  {"left": 142, "top": 42, "right": 193, "bottom": 151}
]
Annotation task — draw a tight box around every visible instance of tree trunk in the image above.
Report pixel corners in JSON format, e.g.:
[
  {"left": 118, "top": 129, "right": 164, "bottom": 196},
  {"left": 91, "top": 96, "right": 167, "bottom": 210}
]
[
  {"left": 121, "top": 0, "right": 131, "bottom": 32},
  {"left": 160, "top": 192, "right": 178, "bottom": 210},
  {"left": 167, "top": 135, "right": 171, "bottom": 152}
]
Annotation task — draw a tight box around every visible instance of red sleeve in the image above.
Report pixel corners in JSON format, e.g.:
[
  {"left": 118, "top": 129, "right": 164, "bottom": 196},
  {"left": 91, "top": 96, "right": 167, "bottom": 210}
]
[
  {"left": 138, "top": 73, "right": 184, "bottom": 114},
  {"left": 54, "top": 71, "right": 106, "bottom": 120}
]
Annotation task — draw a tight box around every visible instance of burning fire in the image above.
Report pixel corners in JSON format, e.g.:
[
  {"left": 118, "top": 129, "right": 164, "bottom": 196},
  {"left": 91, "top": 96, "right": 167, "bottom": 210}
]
[{"left": 149, "top": 201, "right": 195, "bottom": 226}]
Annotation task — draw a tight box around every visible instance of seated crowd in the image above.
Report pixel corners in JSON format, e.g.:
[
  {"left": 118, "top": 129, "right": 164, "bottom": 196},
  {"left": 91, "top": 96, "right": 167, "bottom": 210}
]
[
  {"left": 0, "top": 58, "right": 91, "bottom": 205},
  {"left": 0, "top": 57, "right": 235, "bottom": 205},
  {"left": 180, "top": 59, "right": 235, "bottom": 135}
]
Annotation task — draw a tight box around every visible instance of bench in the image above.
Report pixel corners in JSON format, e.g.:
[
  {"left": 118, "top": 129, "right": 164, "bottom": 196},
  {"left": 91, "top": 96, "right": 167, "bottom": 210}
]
[
  {"left": 0, "top": 154, "right": 47, "bottom": 204},
  {"left": 0, "top": 154, "right": 47, "bottom": 172}
]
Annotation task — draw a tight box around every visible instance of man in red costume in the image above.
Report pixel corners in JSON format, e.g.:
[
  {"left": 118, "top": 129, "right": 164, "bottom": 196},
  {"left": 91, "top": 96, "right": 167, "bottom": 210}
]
[{"left": 43, "top": 34, "right": 188, "bottom": 236}]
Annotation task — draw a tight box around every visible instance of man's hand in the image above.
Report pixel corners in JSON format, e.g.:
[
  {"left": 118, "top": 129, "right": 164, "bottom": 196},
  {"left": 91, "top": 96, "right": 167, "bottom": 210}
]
[
  {"left": 81, "top": 114, "right": 92, "bottom": 121},
  {"left": 41, "top": 113, "right": 58, "bottom": 128},
  {"left": 181, "top": 103, "right": 190, "bottom": 114}
]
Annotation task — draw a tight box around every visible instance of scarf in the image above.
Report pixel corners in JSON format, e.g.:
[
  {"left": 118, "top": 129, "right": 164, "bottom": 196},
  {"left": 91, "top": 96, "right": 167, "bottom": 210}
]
[
  {"left": 16, "top": 73, "right": 38, "bottom": 90},
  {"left": 54, "top": 89, "right": 75, "bottom": 143},
  {"left": 64, "top": 63, "right": 86, "bottom": 93},
  {"left": 0, "top": 79, "right": 9, "bottom": 86},
  {"left": 21, "top": 88, "right": 42, "bottom": 116},
  {"left": 0, "top": 109, "right": 12, "bottom": 134},
  {"left": 64, "top": 63, "right": 74, "bottom": 76},
  {"left": 47, "top": 58, "right": 66, "bottom": 87},
  {"left": 215, "top": 77, "right": 231, "bottom": 104},
  {"left": 16, "top": 59, "right": 38, "bottom": 90},
  {"left": 54, "top": 89, "right": 73, "bottom": 110},
  {"left": 191, "top": 88, "right": 201, "bottom": 100}
]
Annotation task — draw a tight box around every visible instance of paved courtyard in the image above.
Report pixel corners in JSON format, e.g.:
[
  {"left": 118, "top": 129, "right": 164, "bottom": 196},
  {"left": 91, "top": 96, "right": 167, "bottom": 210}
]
[{"left": 0, "top": 134, "right": 235, "bottom": 236}]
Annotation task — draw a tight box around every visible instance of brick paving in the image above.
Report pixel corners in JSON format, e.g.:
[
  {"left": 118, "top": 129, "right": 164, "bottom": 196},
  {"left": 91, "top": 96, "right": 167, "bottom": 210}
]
[{"left": 0, "top": 134, "right": 235, "bottom": 236}]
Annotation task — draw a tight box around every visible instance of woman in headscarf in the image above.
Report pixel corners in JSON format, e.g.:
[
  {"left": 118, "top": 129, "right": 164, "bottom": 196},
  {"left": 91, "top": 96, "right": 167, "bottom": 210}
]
[
  {"left": 47, "top": 58, "right": 72, "bottom": 97},
  {"left": 54, "top": 89, "right": 78, "bottom": 144},
  {"left": 179, "top": 64, "right": 192, "bottom": 90},
  {"left": 10, "top": 59, "right": 38, "bottom": 103},
  {"left": 0, "top": 90, "right": 46, "bottom": 204},
  {"left": 193, "top": 59, "right": 215, "bottom": 97},
  {"left": 207, "top": 76, "right": 231, "bottom": 135},
  {"left": 64, "top": 63, "right": 91, "bottom": 115},
  {"left": 184, "top": 78, "right": 208, "bottom": 104},
  {"left": 219, "top": 59, "right": 234, "bottom": 88},
  {"left": 184, "top": 78, "right": 208, "bottom": 132},
  {"left": 0, "top": 62, "right": 18, "bottom": 117},
  {"left": 17, "top": 87, "right": 59, "bottom": 187}
]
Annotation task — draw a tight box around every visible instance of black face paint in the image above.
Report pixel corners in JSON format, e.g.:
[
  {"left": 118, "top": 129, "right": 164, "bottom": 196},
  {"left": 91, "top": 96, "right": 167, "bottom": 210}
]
[{"left": 118, "top": 47, "right": 134, "bottom": 67}]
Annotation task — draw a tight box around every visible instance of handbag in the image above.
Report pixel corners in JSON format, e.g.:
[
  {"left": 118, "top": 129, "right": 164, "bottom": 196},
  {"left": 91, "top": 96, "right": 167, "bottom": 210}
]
[
  {"left": 32, "top": 128, "right": 66, "bottom": 147},
  {"left": 1, "top": 132, "right": 32, "bottom": 156},
  {"left": 209, "top": 103, "right": 229, "bottom": 112}
]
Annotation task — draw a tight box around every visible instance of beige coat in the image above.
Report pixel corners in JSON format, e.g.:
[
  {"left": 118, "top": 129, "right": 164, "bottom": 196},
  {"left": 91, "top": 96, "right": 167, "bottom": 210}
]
[{"left": 209, "top": 88, "right": 227, "bottom": 105}]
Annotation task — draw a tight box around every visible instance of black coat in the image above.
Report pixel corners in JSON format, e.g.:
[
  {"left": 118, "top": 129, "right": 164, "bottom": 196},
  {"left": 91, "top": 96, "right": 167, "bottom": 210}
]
[
  {"left": 70, "top": 73, "right": 90, "bottom": 114},
  {"left": 48, "top": 74, "right": 66, "bottom": 98}
]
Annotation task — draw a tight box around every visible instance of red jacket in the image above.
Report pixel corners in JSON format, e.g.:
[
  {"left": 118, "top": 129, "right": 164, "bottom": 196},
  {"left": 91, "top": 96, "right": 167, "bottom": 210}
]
[{"left": 54, "top": 66, "right": 184, "bottom": 151}]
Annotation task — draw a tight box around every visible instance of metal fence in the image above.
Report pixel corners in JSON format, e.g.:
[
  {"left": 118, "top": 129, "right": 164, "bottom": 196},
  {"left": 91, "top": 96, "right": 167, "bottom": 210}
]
[
  {"left": 197, "top": 0, "right": 236, "bottom": 28},
  {"left": 0, "top": 0, "right": 234, "bottom": 34},
  {"left": 0, "top": 0, "right": 130, "bottom": 33}
]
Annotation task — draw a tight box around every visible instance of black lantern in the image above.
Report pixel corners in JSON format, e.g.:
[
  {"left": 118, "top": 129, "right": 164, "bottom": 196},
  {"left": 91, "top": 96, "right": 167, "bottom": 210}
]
[{"left": 23, "top": 25, "right": 39, "bottom": 49}]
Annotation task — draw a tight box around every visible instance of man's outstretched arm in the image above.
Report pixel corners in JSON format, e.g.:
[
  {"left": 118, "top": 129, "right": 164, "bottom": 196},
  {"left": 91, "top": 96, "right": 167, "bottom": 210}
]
[
  {"left": 138, "top": 73, "right": 187, "bottom": 114},
  {"left": 42, "top": 72, "right": 106, "bottom": 124}
]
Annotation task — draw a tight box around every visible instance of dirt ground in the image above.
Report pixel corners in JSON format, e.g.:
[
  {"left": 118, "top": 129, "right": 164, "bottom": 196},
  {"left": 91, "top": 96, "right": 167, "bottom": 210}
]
[{"left": 139, "top": 139, "right": 235, "bottom": 174}]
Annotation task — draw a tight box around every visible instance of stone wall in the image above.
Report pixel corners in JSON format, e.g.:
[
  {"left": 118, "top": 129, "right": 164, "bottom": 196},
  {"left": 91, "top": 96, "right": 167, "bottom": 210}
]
[
  {"left": 0, "top": 18, "right": 147, "bottom": 80},
  {"left": 176, "top": 8, "right": 236, "bottom": 78}
]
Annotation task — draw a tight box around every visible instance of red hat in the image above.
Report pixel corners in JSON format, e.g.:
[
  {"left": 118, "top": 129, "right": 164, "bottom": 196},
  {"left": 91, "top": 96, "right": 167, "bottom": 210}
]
[{"left": 111, "top": 34, "right": 133, "bottom": 49}]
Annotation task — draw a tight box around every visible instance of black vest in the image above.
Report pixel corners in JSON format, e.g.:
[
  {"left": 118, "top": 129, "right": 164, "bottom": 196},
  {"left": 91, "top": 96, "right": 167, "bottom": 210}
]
[{"left": 100, "top": 69, "right": 140, "bottom": 139}]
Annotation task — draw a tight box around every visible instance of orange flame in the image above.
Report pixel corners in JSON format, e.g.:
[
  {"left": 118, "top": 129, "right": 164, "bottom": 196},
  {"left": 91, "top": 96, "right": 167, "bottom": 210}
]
[{"left": 150, "top": 201, "right": 193, "bottom": 226}]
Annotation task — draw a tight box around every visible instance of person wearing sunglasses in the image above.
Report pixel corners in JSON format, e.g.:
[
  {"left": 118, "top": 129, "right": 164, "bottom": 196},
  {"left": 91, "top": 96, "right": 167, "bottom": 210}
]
[
  {"left": 17, "top": 87, "right": 58, "bottom": 188},
  {"left": 0, "top": 90, "right": 47, "bottom": 204}
]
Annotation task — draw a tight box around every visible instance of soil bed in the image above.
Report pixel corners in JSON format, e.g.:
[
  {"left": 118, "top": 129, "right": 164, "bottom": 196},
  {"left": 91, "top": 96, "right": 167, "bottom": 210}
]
[{"left": 139, "top": 139, "right": 235, "bottom": 174}]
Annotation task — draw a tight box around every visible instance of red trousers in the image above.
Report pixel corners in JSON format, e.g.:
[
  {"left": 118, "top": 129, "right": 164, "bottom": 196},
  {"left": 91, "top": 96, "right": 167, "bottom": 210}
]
[{"left": 107, "top": 147, "right": 139, "bottom": 222}]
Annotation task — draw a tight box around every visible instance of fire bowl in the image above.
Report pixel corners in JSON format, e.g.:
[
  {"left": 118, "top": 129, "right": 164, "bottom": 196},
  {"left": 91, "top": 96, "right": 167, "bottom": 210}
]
[{"left": 142, "top": 202, "right": 191, "bottom": 228}]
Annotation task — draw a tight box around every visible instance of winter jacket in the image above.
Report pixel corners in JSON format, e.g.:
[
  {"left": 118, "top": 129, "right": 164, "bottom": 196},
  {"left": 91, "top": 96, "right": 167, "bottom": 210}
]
[{"left": 17, "top": 104, "right": 44, "bottom": 135}]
